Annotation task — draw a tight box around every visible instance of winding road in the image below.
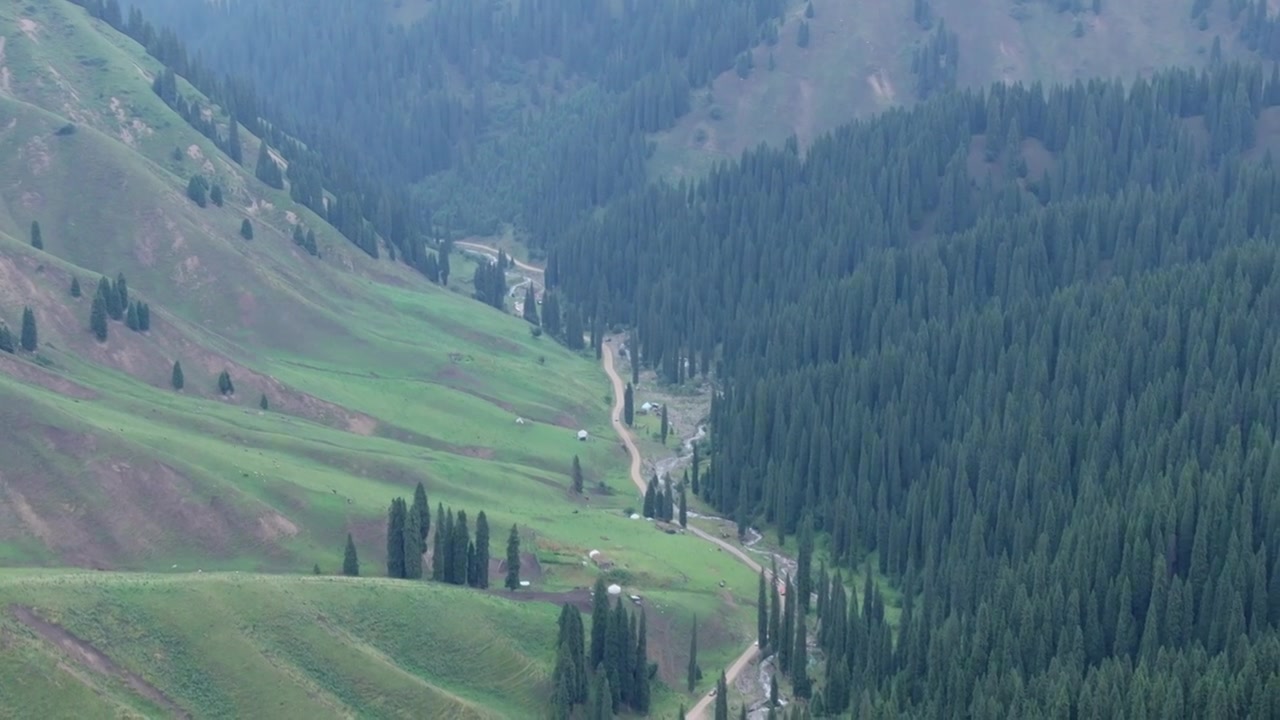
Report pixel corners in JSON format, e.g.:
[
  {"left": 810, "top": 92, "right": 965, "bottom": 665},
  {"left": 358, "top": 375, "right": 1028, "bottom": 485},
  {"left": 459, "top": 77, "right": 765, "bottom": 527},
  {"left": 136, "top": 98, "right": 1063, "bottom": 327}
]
[{"left": 456, "top": 241, "right": 781, "bottom": 717}]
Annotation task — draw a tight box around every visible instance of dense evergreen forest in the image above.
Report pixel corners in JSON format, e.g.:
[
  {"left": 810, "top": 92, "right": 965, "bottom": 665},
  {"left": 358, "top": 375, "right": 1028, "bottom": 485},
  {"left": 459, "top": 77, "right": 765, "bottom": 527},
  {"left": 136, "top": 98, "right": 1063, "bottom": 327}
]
[
  {"left": 549, "top": 61, "right": 1280, "bottom": 714},
  {"left": 123, "top": 0, "right": 786, "bottom": 238}
]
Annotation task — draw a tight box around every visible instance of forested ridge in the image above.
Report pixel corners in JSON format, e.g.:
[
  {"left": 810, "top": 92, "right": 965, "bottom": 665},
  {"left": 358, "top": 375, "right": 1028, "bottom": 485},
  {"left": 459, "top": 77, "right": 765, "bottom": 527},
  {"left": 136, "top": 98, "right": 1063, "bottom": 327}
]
[
  {"left": 122, "top": 0, "right": 786, "bottom": 237},
  {"left": 548, "top": 61, "right": 1280, "bottom": 715}
]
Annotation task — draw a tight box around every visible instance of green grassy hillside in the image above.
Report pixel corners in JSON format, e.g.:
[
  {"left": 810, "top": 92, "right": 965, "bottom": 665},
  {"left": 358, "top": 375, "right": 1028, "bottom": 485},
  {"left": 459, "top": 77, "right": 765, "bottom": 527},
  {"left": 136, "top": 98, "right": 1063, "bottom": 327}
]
[
  {"left": 0, "top": 4, "right": 761, "bottom": 716},
  {"left": 0, "top": 571, "right": 557, "bottom": 719},
  {"left": 650, "top": 0, "right": 1261, "bottom": 180}
]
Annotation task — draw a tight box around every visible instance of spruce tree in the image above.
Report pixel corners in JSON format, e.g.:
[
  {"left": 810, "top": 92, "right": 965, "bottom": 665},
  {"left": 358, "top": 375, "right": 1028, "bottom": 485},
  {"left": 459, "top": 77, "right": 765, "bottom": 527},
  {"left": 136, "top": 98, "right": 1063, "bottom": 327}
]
[
  {"left": 791, "top": 606, "right": 810, "bottom": 698},
  {"left": 115, "top": 274, "right": 129, "bottom": 319},
  {"left": 126, "top": 302, "right": 140, "bottom": 331},
  {"left": 403, "top": 504, "right": 423, "bottom": 579},
  {"left": 217, "top": 370, "right": 234, "bottom": 396},
  {"left": 70, "top": 276, "right": 81, "bottom": 298},
  {"left": 714, "top": 672, "right": 728, "bottom": 720},
  {"left": 259, "top": 393, "right": 269, "bottom": 410},
  {"left": 210, "top": 183, "right": 223, "bottom": 207},
  {"left": 187, "top": 175, "right": 208, "bottom": 206},
  {"left": 451, "top": 510, "right": 470, "bottom": 585},
  {"left": 589, "top": 665, "right": 611, "bottom": 720},
  {"left": 505, "top": 523, "right": 521, "bottom": 590},
  {"left": 679, "top": 481, "right": 688, "bottom": 528},
  {"left": 0, "top": 325, "right": 13, "bottom": 354},
  {"left": 796, "top": 514, "right": 814, "bottom": 615},
  {"left": 411, "top": 482, "right": 430, "bottom": 542},
  {"left": 385, "top": 498, "right": 406, "bottom": 578},
  {"left": 758, "top": 570, "right": 770, "bottom": 649},
  {"left": 90, "top": 296, "right": 108, "bottom": 341},
  {"left": 227, "top": 117, "right": 242, "bottom": 163},
  {"left": 240, "top": 219, "right": 254, "bottom": 240},
  {"left": 20, "top": 307, "right": 36, "bottom": 352},
  {"left": 522, "top": 284, "right": 540, "bottom": 325},
  {"left": 473, "top": 511, "right": 490, "bottom": 589},
  {"left": 643, "top": 476, "right": 657, "bottom": 518},
  {"left": 137, "top": 303, "right": 151, "bottom": 331},
  {"left": 431, "top": 502, "right": 446, "bottom": 581},
  {"left": 29, "top": 220, "right": 42, "bottom": 250},
  {"left": 633, "top": 611, "right": 650, "bottom": 713},
  {"left": 342, "top": 533, "right": 359, "bottom": 576},
  {"left": 255, "top": 142, "right": 284, "bottom": 189},
  {"left": 660, "top": 404, "right": 669, "bottom": 444},
  {"left": 687, "top": 615, "right": 699, "bottom": 692},
  {"left": 571, "top": 455, "right": 584, "bottom": 494},
  {"left": 624, "top": 382, "right": 634, "bottom": 426},
  {"left": 171, "top": 360, "right": 184, "bottom": 390},
  {"left": 591, "top": 576, "right": 610, "bottom": 669}
]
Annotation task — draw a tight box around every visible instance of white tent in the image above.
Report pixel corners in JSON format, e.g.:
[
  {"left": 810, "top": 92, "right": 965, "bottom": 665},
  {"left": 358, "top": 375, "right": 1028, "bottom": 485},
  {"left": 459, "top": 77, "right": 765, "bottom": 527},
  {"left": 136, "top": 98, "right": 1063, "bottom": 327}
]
[
  {"left": 577, "top": 430, "right": 589, "bottom": 441},
  {"left": 607, "top": 584, "right": 623, "bottom": 596}
]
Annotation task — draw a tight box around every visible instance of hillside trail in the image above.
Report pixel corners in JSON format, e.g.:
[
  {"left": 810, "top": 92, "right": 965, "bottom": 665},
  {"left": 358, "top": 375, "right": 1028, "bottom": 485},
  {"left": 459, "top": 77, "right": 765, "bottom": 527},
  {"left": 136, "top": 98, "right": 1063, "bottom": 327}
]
[{"left": 459, "top": 240, "right": 788, "bottom": 717}]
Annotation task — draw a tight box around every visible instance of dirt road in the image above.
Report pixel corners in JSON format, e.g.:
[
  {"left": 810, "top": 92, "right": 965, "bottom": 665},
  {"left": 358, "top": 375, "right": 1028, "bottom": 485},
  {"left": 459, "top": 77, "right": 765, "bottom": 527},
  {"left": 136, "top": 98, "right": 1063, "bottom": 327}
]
[
  {"left": 601, "top": 340, "right": 780, "bottom": 719},
  {"left": 454, "top": 241, "right": 545, "bottom": 279}
]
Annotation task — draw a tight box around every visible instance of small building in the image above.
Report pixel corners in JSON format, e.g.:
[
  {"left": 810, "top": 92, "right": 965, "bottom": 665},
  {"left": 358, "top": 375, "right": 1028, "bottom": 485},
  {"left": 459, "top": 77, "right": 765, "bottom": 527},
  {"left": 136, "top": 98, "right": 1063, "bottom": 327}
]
[
  {"left": 607, "top": 584, "right": 622, "bottom": 596},
  {"left": 577, "top": 430, "right": 589, "bottom": 441}
]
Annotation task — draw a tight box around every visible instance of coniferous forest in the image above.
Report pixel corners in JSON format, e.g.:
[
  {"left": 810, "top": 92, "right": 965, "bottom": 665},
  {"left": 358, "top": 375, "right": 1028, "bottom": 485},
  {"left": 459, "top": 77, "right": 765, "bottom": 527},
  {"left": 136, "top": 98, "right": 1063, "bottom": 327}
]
[
  {"left": 81, "top": 1, "right": 1280, "bottom": 715},
  {"left": 546, "top": 61, "right": 1280, "bottom": 715}
]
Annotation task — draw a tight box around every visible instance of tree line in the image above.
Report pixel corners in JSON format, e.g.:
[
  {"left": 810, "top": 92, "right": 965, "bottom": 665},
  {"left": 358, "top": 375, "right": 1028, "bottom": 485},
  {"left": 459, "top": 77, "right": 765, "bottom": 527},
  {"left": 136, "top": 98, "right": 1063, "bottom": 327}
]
[{"left": 551, "top": 576, "right": 652, "bottom": 719}]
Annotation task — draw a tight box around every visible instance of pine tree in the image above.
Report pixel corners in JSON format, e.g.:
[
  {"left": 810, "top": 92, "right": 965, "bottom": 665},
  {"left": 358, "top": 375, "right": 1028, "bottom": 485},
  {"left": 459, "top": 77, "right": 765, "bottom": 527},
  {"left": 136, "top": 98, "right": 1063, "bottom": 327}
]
[
  {"left": 259, "top": 393, "right": 269, "bottom": 410},
  {"left": 660, "top": 405, "right": 669, "bottom": 444},
  {"left": 403, "top": 504, "right": 423, "bottom": 579},
  {"left": 0, "top": 325, "right": 13, "bottom": 354},
  {"left": 571, "top": 455, "right": 585, "bottom": 494},
  {"left": 791, "top": 606, "right": 810, "bottom": 697},
  {"left": 590, "top": 665, "right": 612, "bottom": 720},
  {"left": 342, "top": 533, "right": 359, "bottom": 576},
  {"left": 591, "top": 576, "right": 610, "bottom": 670},
  {"left": 70, "top": 277, "right": 81, "bottom": 298},
  {"left": 758, "top": 570, "right": 770, "bottom": 648},
  {"left": 240, "top": 219, "right": 254, "bottom": 240},
  {"left": 451, "top": 510, "right": 470, "bottom": 585},
  {"left": 227, "top": 117, "right": 242, "bottom": 163},
  {"left": 473, "top": 511, "right": 490, "bottom": 589},
  {"left": 624, "top": 383, "right": 635, "bottom": 426},
  {"left": 386, "top": 498, "right": 407, "bottom": 579},
  {"left": 210, "top": 183, "right": 223, "bottom": 207},
  {"left": 644, "top": 476, "right": 657, "bottom": 518},
  {"left": 255, "top": 142, "right": 284, "bottom": 189},
  {"left": 126, "top": 302, "right": 140, "bottom": 331},
  {"left": 217, "top": 370, "right": 234, "bottom": 396},
  {"left": 687, "top": 615, "right": 699, "bottom": 692},
  {"left": 796, "top": 514, "right": 814, "bottom": 615},
  {"left": 115, "top": 273, "right": 129, "bottom": 317},
  {"left": 171, "top": 361, "right": 184, "bottom": 390},
  {"left": 411, "top": 482, "right": 430, "bottom": 543},
  {"left": 505, "top": 524, "right": 521, "bottom": 590},
  {"left": 523, "top": 285, "right": 540, "bottom": 325},
  {"left": 30, "top": 220, "right": 43, "bottom": 250},
  {"left": 431, "top": 503, "right": 446, "bottom": 581},
  {"left": 769, "top": 560, "right": 781, "bottom": 655},
  {"left": 714, "top": 672, "right": 728, "bottom": 720},
  {"left": 20, "top": 307, "right": 36, "bottom": 352},
  {"left": 313, "top": 563, "right": 321, "bottom": 575},
  {"left": 90, "top": 296, "right": 108, "bottom": 341},
  {"left": 187, "top": 175, "right": 209, "bottom": 206},
  {"left": 137, "top": 303, "right": 151, "bottom": 331},
  {"left": 679, "top": 481, "right": 688, "bottom": 528},
  {"left": 633, "top": 610, "right": 650, "bottom": 713}
]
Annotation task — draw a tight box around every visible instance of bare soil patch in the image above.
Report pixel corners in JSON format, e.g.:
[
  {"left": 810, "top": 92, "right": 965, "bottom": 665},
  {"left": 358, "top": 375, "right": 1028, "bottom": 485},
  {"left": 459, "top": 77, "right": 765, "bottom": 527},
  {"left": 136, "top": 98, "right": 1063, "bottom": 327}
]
[{"left": 10, "top": 605, "right": 189, "bottom": 717}]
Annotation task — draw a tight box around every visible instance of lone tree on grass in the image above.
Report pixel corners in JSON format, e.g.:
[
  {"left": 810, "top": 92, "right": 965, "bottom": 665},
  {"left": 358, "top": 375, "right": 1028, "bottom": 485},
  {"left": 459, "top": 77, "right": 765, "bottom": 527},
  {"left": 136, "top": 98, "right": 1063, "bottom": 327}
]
[
  {"left": 343, "top": 533, "right": 359, "bottom": 576},
  {"left": 30, "top": 220, "right": 43, "bottom": 250},
  {"left": 571, "top": 455, "right": 584, "bottom": 494},
  {"left": 187, "top": 175, "right": 208, "bottom": 207},
  {"left": 70, "top": 276, "right": 81, "bottom": 298},
  {"left": 20, "top": 307, "right": 37, "bottom": 352},
  {"left": 505, "top": 524, "right": 521, "bottom": 590},
  {"left": 0, "top": 325, "right": 13, "bottom": 354},
  {"left": 660, "top": 405, "right": 669, "bottom": 444},
  {"left": 259, "top": 393, "right": 269, "bottom": 410},
  {"left": 171, "top": 360, "right": 184, "bottom": 390},
  {"left": 240, "top": 219, "right": 254, "bottom": 240},
  {"left": 217, "top": 370, "right": 235, "bottom": 396},
  {"left": 687, "top": 616, "right": 699, "bottom": 692},
  {"left": 623, "top": 382, "right": 634, "bottom": 426}
]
